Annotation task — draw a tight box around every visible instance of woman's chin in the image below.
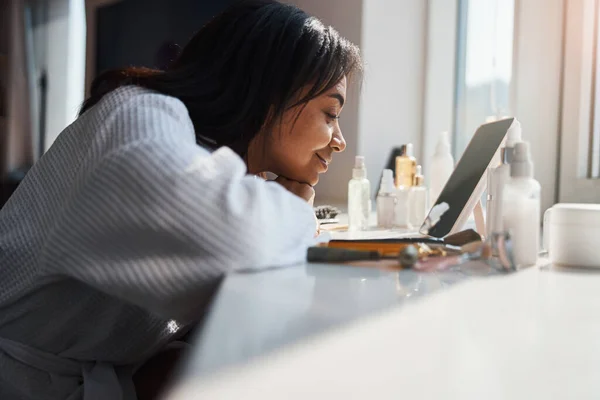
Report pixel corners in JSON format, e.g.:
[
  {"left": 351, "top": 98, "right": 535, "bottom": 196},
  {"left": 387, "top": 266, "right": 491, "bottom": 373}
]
[
  {"left": 307, "top": 172, "right": 321, "bottom": 186},
  {"left": 294, "top": 172, "right": 320, "bottom": 187},
  {"left": 274, "top": 167, "right": 320, "bottom": 186}
]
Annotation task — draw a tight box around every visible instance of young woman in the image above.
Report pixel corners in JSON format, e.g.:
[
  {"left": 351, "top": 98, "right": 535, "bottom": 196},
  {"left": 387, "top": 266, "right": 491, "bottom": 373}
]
[{"left": 0, "top": 0, "right": 361, "bottom": 398}]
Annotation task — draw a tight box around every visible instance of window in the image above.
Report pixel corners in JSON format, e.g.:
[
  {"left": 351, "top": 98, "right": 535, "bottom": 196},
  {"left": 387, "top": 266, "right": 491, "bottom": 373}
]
[
  {"left": 560, "top": 0, "right": 600, "bottom": 202},
  {"left": 589, "top": 0, "right": 600, "bottom": 179},
  {"left": 425, "top": 0, "right": 566, "bottom": 211},
  {"left": 453, "top": 0, "right": 515, "bottom": 158}
]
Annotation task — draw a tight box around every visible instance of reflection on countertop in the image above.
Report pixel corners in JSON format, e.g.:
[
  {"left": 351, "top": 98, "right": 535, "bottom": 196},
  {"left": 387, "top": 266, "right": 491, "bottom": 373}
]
[{"left": 180, "top": 259, "right": 502, "bottom": 379}]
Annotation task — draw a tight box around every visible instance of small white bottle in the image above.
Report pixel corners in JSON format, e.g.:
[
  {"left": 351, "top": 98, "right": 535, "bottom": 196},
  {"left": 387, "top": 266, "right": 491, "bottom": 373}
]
[
  {"left": 430, "top": 131, "right": 455, "bottom": 207},
  {"left": 377, "top": 169, "right": 396, "bottom": 229},
  {"left": 502, "top": 141, "right": 541, "bottom": 266},
  {"left": 409, "top": 165, "right": 428, "bottom": 229},
  {"left": 486, "top": 119, "right": 522, "bottom": 239},
  {"left": 348, "top": 156, "right": 371, "bottom": 231},
  {"left": 394, "top": 173, "right": 412, "bottom": 229}
]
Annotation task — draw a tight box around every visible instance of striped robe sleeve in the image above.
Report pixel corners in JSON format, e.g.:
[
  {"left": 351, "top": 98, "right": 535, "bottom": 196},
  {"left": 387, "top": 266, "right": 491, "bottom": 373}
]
[{"left": 39, "top": 98, "right": 317, "bottom": 321}]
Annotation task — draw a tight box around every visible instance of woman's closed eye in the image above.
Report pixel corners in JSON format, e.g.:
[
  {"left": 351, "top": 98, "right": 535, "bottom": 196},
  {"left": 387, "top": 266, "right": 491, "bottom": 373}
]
[{"left": 324, "top": 111, "right": 340, "bottom": 123}]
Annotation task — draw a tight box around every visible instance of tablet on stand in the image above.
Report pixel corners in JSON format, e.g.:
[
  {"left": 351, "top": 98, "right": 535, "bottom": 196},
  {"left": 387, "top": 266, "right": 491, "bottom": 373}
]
[{"left": 421, "top": 118, "right": 515, "bottom": 239}]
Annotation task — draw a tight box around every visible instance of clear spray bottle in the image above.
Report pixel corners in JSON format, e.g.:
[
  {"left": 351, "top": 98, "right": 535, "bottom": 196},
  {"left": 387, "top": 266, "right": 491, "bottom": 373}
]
[{"left": 348, "top": 156, "right": 371, "bottom": 231}]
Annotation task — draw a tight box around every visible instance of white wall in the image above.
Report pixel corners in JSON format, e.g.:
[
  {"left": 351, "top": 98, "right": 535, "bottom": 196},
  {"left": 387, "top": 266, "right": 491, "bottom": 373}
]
[
  {"left": 358, "top": 0, "right": 428, "bottom": 197},
  {"left": 421, "top": 0, "right": 458, "bottom": 182},
  {"left": 5, "top": 0, "right": 33, "bottom": 173},
  {"left": 289, "top": 0, "right": 428, "bottom": 204},
  {"left": 44, "top": 0, "right": 86, "bottom": 151},
  {"left": 66, "top": 0, "right": 86, "bottom": 129},
  {"left": 512, "top": 0, "right": 563, "bottom": 212}
]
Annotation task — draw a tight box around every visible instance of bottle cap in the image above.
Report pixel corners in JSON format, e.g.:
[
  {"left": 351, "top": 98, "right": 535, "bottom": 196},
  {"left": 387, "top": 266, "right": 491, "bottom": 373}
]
[
  {"left": 413, "top": 165, "right": 424, "bottom": 186},
  {"left": 353, "top": 155, "right": 367, "bottom": 179},
  {"left": 399, "top": 143, "right": 414, "bottom": 158},
  {"left": 506, "top": 119, "right": 522, "bottom": 147},
  {"left": 354, "top": 155, "right": 365, "bottom": 169},
  {"left": 503, "top": 119, "right": 522, "bottom": 163},
  {"left": 510, "top": 141, "right": 533, "bottom": 178},
  {"left": 379, "top": 169, "right": 395, "bottom": 194}
]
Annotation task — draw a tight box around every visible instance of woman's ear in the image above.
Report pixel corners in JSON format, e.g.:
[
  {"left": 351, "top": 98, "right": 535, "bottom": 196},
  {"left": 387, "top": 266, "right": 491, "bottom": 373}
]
[
  {"left": 261, "top": 106, "right": 280, "bottom": 137},
  {"left": 245, "top": 130, "right": 271, "bottom": 175}
]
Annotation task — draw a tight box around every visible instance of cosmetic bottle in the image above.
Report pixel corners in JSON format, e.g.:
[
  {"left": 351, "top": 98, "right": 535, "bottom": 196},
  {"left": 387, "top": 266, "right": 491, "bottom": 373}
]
[
  {"left": 409, "top": 165, "right": 428, "bottom": 228},
  {"left": 486, "top": 119, "right": 522, "bottom": 239},
  {"left": 348, "top": 156, "right": 371, "bottom": 231},
  {"left": 377, "top": 169, "right": 396, "bottom": 229},
  {"left": 430, "top": 132, "right": 454, "bottom": 207},
  {"left": 502, "top": 141, "right": 541, "bottom": 266},
  {"left": 395, "top": 144, "right": 417, "bottom": 189},
  {"left": 394, "top": 172, "right": 411, "bottom": 229}
]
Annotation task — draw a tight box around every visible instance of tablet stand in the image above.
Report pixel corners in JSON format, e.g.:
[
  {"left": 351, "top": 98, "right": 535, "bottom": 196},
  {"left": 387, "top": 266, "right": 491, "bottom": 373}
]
[{"left": 473, "top": 199, "right": 486, "bottom": 240}]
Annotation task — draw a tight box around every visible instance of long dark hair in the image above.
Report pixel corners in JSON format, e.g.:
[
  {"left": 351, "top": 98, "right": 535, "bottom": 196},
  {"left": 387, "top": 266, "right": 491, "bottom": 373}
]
[{"left": 81, "top": 0, "right": 362, "bottom": 156}]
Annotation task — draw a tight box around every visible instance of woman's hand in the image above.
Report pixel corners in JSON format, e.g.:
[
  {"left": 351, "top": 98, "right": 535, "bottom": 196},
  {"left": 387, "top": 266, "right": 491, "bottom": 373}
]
[
  {"left": 273, "top": 176, "right": 320, "bottom": 237},
  {"left": 274, "top": 176, "right": 315, "bottom": 206}
]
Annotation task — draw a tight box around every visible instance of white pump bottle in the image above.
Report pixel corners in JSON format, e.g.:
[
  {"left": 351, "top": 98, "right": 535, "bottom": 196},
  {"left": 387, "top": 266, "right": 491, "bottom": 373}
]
[
  {"left": 430, "top": 131, "right": 454, "bottom": 207},
  {"left": 486, "top": 119, "right": 522, "bottom": 239},
  {"left": 502, "top": 141, "right": 541, "bottom": 266}
]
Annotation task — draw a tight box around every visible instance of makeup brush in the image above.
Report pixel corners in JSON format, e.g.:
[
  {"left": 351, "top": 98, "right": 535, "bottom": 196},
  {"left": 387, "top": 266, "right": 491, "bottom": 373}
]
[{"left": 314, "top": 205, "right": 340, "bottom": 224}]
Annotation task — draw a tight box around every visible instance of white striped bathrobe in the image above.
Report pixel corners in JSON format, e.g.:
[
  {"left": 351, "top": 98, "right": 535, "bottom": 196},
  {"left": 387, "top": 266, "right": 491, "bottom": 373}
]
[{"left": 0, "top": 86, "right": 317, "bottom": 399}]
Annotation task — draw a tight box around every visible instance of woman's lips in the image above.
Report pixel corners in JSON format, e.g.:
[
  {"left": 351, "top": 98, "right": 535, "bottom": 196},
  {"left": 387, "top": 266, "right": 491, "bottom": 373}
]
[{"left": 316, "top": 154, "right": 329, "bottom": 171}]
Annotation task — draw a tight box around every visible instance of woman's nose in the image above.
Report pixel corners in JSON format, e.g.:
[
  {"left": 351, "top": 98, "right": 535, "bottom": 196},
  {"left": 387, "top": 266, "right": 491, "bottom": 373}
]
[{"left": 330, "top": 129, "right": 346, "bottom": 152}]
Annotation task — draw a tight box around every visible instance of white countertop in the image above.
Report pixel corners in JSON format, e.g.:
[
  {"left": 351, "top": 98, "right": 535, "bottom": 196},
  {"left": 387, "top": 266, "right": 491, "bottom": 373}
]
[{"left": 169, "top": 261, "right": 600, "bottom": 399}]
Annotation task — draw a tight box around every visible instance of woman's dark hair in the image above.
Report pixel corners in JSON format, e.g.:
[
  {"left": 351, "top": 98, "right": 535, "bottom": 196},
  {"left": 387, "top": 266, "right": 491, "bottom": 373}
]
[{"left": 81, "top": 0, "right": 362, "bottom": 156}]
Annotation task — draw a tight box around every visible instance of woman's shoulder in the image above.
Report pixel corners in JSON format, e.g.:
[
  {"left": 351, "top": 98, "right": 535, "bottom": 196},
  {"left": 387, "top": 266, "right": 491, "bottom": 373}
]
[
  {"left": 82, "top": 85, "right": 196, "bottom": 144},
  {"left": 99, "top": 85, "right": 191, "bottom": 124},
  {"left": 49, "top": 85, "right": 198, "bottom": 167}
]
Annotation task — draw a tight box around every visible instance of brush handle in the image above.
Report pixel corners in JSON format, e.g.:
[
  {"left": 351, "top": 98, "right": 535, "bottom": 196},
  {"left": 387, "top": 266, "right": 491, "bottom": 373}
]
[{"left": 307, "top": 247, "right": 381, "bottom": 263}]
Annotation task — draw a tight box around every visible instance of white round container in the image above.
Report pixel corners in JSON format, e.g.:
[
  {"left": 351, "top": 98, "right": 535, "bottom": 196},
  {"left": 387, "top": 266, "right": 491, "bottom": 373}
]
[{"left": 543, "top": 203, "right": 600, "bottom": 268}]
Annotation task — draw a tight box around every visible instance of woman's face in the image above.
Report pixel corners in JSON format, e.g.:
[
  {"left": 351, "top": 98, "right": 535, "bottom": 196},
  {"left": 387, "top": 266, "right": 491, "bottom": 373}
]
[{"left": 249, "top": 77, "right": 347, "bottom": 186}]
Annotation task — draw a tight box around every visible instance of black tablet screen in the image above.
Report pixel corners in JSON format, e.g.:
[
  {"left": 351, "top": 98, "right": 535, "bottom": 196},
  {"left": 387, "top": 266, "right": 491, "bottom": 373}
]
[{"left": 423, "top": 118, "right": 514, "bottom": 238}]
